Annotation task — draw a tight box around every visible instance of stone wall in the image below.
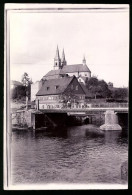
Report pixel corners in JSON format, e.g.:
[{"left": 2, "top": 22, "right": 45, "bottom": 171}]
[{"left": 12, "top": 110, "right": 33, "bottom": 128}]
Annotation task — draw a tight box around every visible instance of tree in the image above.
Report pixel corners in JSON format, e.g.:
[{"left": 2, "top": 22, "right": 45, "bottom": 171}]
[
  {"left": 86, "top": 77, "right": 111, "bottom": 99},
  {"left": 21, "top": 72, "right": 31, "bottom": 87},
  {"left": 98, "top": 80, "right": 111, "bottom": 98},
  {"left": 59, "top": 87, "right": 79, "bottom": 108},
  {"left": 112, "top": 88, "right": 128, "bottom": 101},
  {"left": 11, "top": 85, "right": 26, "bottom": 100},
  {"left": 86, "top": 77, "right": 100, "bottom": 99},
  {"left": 21, "top": 72, "right": 32, "bottom": 100}
]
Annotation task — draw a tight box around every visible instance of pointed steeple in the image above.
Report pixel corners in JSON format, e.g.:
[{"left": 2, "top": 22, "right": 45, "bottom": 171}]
[
  {"left": 62, "top": 49, "right": 65, "bottom": 61},
  {"left": 54, "top": 46, "right": 61, "bottom": 70},
  {"left": 55, "top": 45, "right": 60, "bottom": 59},
  {"left": 82, "top": 55, "right": 86, "bottom": 65},
  {"left": 61, "top": 48, "right": 67, "bottom": 67}
]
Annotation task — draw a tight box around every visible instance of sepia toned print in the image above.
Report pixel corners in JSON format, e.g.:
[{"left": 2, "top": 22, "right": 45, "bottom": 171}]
[{"left": 4, "top": 4, "right": 129, "bottom": 190}]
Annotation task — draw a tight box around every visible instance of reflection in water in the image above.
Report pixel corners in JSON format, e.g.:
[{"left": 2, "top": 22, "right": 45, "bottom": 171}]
[{"left": 11, "top": 125, "right": 128, "bottom": 185}]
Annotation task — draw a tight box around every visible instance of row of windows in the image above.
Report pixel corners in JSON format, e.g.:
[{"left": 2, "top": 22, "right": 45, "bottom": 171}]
[
  {"left": 37, "top": 95, "right": 85, "bottom": 101},
  {"left": 40, "top": 103, "right": 88, "bottom": 109},
  {"left": 47, "top": 85, "right": 59, "bottom": 90},
  {"left": 37, "top": 96, "right": 59, "bottom": 100}
]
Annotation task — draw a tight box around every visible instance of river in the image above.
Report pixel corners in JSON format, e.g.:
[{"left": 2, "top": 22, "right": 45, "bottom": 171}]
[{"left": 11, "top": 125, "right": 128, "bottom": 186}]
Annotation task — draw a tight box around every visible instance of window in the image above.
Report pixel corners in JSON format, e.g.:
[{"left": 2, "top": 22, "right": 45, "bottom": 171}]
[
  {"left": 47, "top": 87, "right": 49, "bottom": 90},
  {"left": 76, "top": 85, "right": 78, "bottom": 90},
  {"left": 55, "top": 85, "right": 59, "bottom": 89},
  {"left": 85, "top": 74, "right": 87, "bottom": 76}
]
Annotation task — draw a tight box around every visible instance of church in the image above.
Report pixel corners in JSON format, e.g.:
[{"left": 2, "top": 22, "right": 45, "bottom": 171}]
[
  {"left": 31, "top": 47, "right": 92, "bottom": 108},
  {"left": 42, "top": 46, "right": 91, "bottom": 82}
]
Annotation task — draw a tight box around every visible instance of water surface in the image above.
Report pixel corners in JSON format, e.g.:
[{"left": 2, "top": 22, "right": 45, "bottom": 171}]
[{"left": 11, "top": 125, "right": 128, "bottom": 184}]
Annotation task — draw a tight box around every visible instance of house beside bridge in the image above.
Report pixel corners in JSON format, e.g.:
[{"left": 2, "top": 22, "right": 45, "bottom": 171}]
[
  {"left": 36, "top": 76, "right": 87, "bottom": 109},
  {"left": 31, "top": 46, "right": 92, "bottom": 108}
]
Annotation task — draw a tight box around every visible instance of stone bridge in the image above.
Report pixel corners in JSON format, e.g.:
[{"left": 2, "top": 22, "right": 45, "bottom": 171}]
[
  {"left": 39, "top": 107, "right": 128, "bottom": 114},
  {"left": 11, "top": 106, "right": 128, "bottom": 130}
]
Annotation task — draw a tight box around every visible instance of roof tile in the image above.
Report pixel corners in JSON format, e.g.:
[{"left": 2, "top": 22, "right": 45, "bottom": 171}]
[{"left": 36, "top": 76, "right": 74, "bottom": 96}]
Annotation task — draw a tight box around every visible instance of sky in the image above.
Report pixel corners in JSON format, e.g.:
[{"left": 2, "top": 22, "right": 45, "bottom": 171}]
[{"left": 9, "top": 5, "right": 129, "bottom": 87}]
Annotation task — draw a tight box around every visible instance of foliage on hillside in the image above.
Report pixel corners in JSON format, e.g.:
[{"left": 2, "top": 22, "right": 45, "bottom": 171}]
[
  {"left": 11, "top": 74, "right": 128, "bottom": 103},
  {"left": 86, "top": 76, "right": 111, "bottom": 99},
  {"left": 86, "top": 76, "right": 128, "bottom": 101},
  {"left": 11, "top": 73, "right": 32, "bottom": 100}
]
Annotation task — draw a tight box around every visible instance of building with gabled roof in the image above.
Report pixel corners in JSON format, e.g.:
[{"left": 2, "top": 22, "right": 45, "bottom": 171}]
[
  {"left": 36, "top": 76, "right": 74, "bottom": 96},
  {"left": 36, "top": 76, "right": 86, "bottom": 109},
  {"left": 31, "top": 47, "right": 92, "bottom": 103},
  {"left": 43, "top": 46, "right": 91, "bottom": 81}
]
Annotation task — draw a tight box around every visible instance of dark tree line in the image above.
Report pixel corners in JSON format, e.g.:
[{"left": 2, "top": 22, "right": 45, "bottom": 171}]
[
  {"left": 86, "top": 76, "right": 128, "bottom": 101},
  {"left": 111, "top": 88, "right": 128, "bottom": 101},
  {"left": 11, "top": 85, "right": 26, "bottom": 100},
  {"left": 11, "top": 85, "right": 31, "bottom": 100},
  {"left": 11, "top": 73, "right": 32, "bottom": 101},
  {"left": 86, "top": 76, "right": 111, "bottom": 99},
  {"left": 11, "top": 73, "right": 128, "bottom": 103}
]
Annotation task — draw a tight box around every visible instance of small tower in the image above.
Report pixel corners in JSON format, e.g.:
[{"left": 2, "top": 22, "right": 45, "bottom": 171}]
[
  {"left": 54, "top": 46, "right": 61, "bottom": 70},
  {"left": 82, "top": 55, "right": 86, "bottom": 65},
  {"left": 61, "top": 49, "right": 67, "bottom": 67}
]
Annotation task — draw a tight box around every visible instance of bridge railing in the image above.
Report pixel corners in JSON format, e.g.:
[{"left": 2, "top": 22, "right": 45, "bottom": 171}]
[
  {"left": 29, "top": 102, "right": 128, "bottom": 110},
  {"left": 91, "top": 103, "right": 128, "bottom": 108},
  {"left": 57, "top": 103, "right": 128, "bottom": 109}
]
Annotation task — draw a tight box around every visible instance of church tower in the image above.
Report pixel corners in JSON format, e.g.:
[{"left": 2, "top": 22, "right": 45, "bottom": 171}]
[
  {"left": 54, "top": 46, "right": 61, "bottom": 70},
  {"left": 82, "top": 55, "right": 86, "bottom": 65},
  {"left": 61, "top": 49, "right": 67, "bottom": 67}
]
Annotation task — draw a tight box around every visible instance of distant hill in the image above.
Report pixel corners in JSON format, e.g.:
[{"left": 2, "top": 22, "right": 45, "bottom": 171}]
[{"left": 11, "top": 80, "right": 23, "bottom": 86}]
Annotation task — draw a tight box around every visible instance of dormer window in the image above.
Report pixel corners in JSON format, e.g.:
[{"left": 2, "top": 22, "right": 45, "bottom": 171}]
[
  {"left": 55, "top": 85, "right": 59, "bottom": 89},
  {"left": 47, "top": 87, "right": 49, "bottom": 90}
]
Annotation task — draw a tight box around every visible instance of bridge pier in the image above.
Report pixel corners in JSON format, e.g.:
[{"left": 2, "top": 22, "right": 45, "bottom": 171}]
[{"left": 100, "top": 110, "right": 122, "bottom": 130}]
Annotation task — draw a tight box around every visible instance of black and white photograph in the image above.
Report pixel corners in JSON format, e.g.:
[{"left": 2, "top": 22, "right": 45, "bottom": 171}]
[{"left": 4, "top": 4, "right": 129, "bottom": 190}]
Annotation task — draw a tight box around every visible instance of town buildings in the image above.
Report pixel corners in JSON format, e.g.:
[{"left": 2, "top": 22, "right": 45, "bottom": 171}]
[
  {"left": 31, "top": 47, "right": 92, "bottom": 108},
  {"left": 36, "top": 76, "right": 86, "bottom": 109},
  {"left": 42, "top": 46, "right": 91, "bottom": 82}
]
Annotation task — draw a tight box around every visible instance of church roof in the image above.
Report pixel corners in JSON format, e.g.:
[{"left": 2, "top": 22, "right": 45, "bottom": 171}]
[
  {"left": 62, "top": 64, "right": 91, "bottom": 73},
  {"left": 36, "top": 76, "right": 74, "bottom": 96},
  {"left": 43, "top": 69, "right": 65, "bottom": 78},
  {"left": 43, "top": 64, "right": 91, "bottom": 79}
]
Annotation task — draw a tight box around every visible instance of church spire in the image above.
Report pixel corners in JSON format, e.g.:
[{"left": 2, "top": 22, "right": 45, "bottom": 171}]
[
  {"left": 82, "top": 55, "right": 86, "bottom": 65},
  {"left": 61, "top": 48, "right": 67, "bottom": 67},
  {"left": 54, "top": 46, "right": 61, "bottom": 70},
  {"left": 62, "top": 49, "right": 66, "bottom": 60},
  {"left": 55, "top": 45, "right": 60, "bottom": 59}
]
